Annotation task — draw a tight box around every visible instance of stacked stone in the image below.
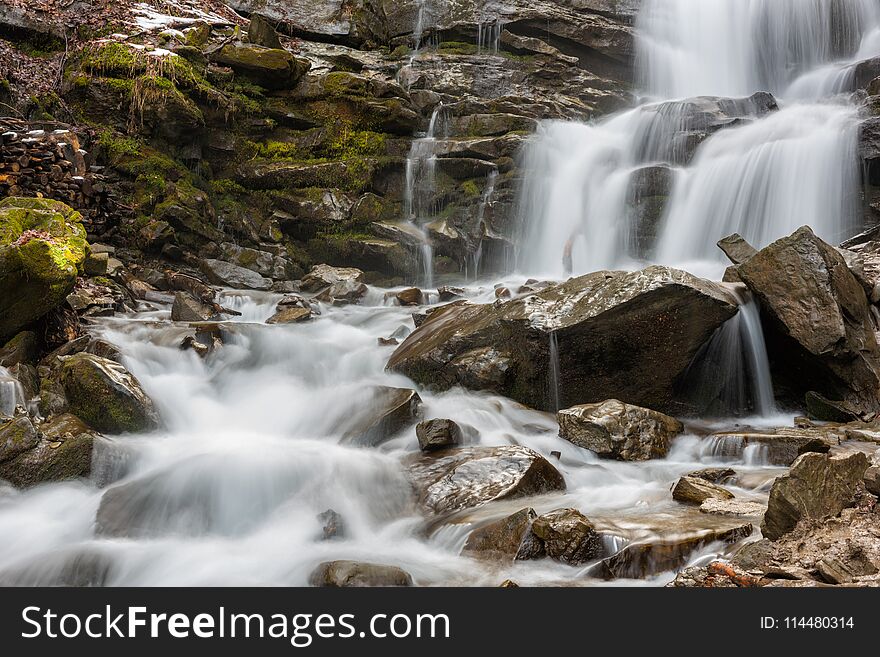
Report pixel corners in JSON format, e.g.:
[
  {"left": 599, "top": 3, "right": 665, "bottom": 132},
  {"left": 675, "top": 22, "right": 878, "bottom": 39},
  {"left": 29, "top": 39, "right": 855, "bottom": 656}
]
[{"left": 0, "top": 119, "right": 114, "bottom": 235}]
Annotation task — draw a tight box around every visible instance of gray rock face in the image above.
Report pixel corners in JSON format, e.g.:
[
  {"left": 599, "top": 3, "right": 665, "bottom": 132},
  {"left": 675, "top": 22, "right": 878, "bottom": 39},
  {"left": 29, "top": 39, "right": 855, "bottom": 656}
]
[
  {"left": 309, "top": 560, "right": 413, "bottom": 587},
  {"left": 672, "top": 476, "right": 735, "bottom": 505},
  {"left": 229, "top": 1, "right": 360, "bottom": 42},
  {"left": 171, "top": 292, "right": 217, "bottom": 322},
  {"left": 388, "top": 266, "right": 737, "bottom": 414},
  {"left": 717, "top": 233, "right": 757, "bottom": 265},
  {"left": 557, "top": 399, "right": 683, "bottom": 461},
  {"left": 761, "top": 452, "right": 870, "bottom": 541},
  {"left": 300, "top": 264, "right": 365, "bottom": 292},
  {"left": 737, "top": 226, "right": 880, "bottom": 415},
  {"left": 530, "top": 508, "right": 605, "bottom": 565},
  {"left": 405, "top": 445, "right": 566, "bottom": 514},
  {"left": 416, "top": 418, "right": 463, "bottom": 451},
  {"left": 199, "top": 259, "right": 272, "bottom": 291}
]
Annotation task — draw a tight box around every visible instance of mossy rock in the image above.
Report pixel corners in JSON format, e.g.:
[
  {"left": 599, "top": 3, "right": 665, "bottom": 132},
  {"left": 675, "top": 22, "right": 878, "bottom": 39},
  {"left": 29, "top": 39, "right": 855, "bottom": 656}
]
[
  {"left": 210, "top": 43, "right": 310, "bottom": 90},
  {"left": 0, "top": 431, "right": 94, "bottom": 488},
  {"left": 0, "top": 330, "right": 39, "bottom": 366},
  {"left": 0, "top": 416, "right": 40, "bottom": 463},
  {"left": 0, "top": 197, "right": 88, "bottom": 341},
  {"left": 59, "top": 353, "right": 159, "bottom": 434}
]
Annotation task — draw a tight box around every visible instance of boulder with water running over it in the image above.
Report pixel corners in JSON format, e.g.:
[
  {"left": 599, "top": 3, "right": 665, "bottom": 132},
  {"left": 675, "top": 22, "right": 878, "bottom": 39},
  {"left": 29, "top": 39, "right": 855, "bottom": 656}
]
[
  {"left": 706, "top": 427, "right": 838, "bottom": 466},
  {"left": 672, "top": 476, "right": 735, "bottom": 505},
  {"left": 388, "top": 266, "right": 738, "bottom": 414},
  {"left": 341, "top": 386, "right": 422, "bottom": 447},
  {"left": 299, "top": 264, "right": 365, "bottom": 292},
  {"left": 308, "top": 560, "right": 413, "bottom": 587},
  {"left": 0, "top": 414, "right": 96, "bottom": 488},
  {"left": 59, "top": 353, "right": 159, "bottom": 434},
  {"left": 461, "top": 507, "right": 545, "bottom": 561},
  {"left": 530, "top": 507, "right": 606, "bottom": 565},
  {"left": 557, "top": 399, "right": 683, "bottom": 461},
  {"left": 405, "top": 445, "right": 566, "bottom": 514},
  {"left": 736, "top": 226, "right": 880, "bottom": 416}
]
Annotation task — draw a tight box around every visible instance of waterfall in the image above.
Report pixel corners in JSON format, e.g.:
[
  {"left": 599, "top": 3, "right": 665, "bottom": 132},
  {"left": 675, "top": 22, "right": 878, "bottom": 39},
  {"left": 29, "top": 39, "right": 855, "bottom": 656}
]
[
  {"left": 468, "top": 169, "right": 498, "bottom": 279},
  {"left": 516, "top": 0, "right": 880, "bottom": 278},
  {"left": 548, "top": 331, "right": 561, "bottom": 412},
  {"left": 0, "top": 366, "right": 26, "bottom": 418}
]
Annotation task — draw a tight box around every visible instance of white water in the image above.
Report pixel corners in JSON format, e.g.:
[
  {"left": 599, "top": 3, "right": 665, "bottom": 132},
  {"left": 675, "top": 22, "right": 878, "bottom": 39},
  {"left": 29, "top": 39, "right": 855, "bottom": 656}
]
[
  {"left": 0, "top": 291, "right": 782, "bottom": 586},
  {"left": 0, "top": 367, "right": 25, "bottom": 418},
  {"left": 518, "top": 0, "right": 880, "bottom": 279}
]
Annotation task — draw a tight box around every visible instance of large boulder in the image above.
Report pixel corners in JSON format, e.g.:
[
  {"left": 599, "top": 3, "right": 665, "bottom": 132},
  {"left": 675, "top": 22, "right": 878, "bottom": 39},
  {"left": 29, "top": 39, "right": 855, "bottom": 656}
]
[
  {"left": 308, "top": 560, "right": 412, "bottom": 587},
  {"left": 461, "top": 507, "right": 544, "bottom": 561},
  {"left": 0, "top": 413, "right": 95, "bottom": 488},
  {"left": 557, "top": 399, "right": 683, "bottom": 461},
  {"left": 300, "top": 264, "right": 365, "bottom": 292},
  {"left": 672, "top": 476, "right": 735, "bottom": 505},
  {"left": 59, "top": 353, "right": 159, "bottom": 434},
  {"left": 228, "top": 1, "right": 361, "bottom": 43},
  {"left": 737, "top": 226, "right": 880, "bottom": 415},
  {"left": 209, "top": 42, "right": 309, "bottom": 90},
  {"left": 341, "top": 386, "right": 422, "bottom": 447},
  {"left": 199, "top": 259, "right": 272, "bottom": 291},
  {"left": 387, "top": 266, "right": 738, "bottom": 414},
  {"left": 416, "top": 418, "right": 463, "bottom": 451},
  {"left": 171, "top": 292, "right": 218, "bottom": 322},
  {"left": 0, "top": 415, "right": 39, "bottom": 463},
  {"left": 530, "top": 507, "right": 605, "bottom": 565},
  {"left": 405, "top": 445, "right": 566, "bottom": 514},
  {"left": 761, "top": 452, "right": 870, "bottom": 541},
  {"left": 0, "top": 198, "right": 88, "bottom": 340}
]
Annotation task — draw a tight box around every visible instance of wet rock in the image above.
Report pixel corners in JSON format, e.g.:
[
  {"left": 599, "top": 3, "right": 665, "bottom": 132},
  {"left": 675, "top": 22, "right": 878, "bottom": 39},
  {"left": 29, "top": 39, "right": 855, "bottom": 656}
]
[
  {"left": 737, "top": 226, "right": 880, "bottom": 415},
  {"left": 437, "top": 286, "right": 465, "bottom": 301},
  {"left": 530, "top": 508, "right": 605, "bottom": 565},
  {"left": 309, "top": 560, "right": 412, "bottom": 587},
  {"left": 672, "top": 476, "right": 735, "bottom": 505},
  {"left": 558, "top": 399, "right": 683, "bottom": 461},
  {"left": 0, "top": 416, "right": 38, "bottom": 463},
  {"left": 462, "top": 508, "right": 544, "bottom": 561},
  {"left": 416, "top": 418, "right": 463, "bottom": 451},
  {"left": 315, "top": 279, "right": 368, "bottom": 305},
  {"left": 865, "top": 465, "right": 880, "bottom": 496},
  {"left": 0, "top": 331, "right": 38, "bottom": 366},
  {"left": 266, "top": 306, "right": 312, "bottom": 324},
  {"left": 199, "top": 259, "right": 272, "bottom": 291},
  {"left": 706, "top": 428, "right": 838, "bottom": 466},
  {"left": 700, "top": 498, "right": 765, "bottom": 516},
  {"left": 210, "top": 42, "right": 309, "bottom": 90},
  {"left": 66, "top": 279, "right": 124, "bottom": 317},
  {"left": 180, "top": 334, "right": 219, "bottom": 358},
  {"left": 388, "top": 266, "right": 737, "bottom": 414},
  {"left": 59, "top": 353, "right": 159, "bottom": 434},
  {"left": 83, "top": 251, "right": 109, "bottom": 276},
  {"left": 717, "top": 233, "right": 757, "bottom": 265},
  {"left": 341, "top": 386, "right": 422, "bottom": 447},
  {"left": 0, "top": 197, "right": 88, "bottom": 340},
  {"left": 731, "top": 539, "right": 774, "bottom": 571},
  {"left": 395, "top": 288, "right": 422, "bottom": 306},
  {"left": 317, "top": 509, "right": 345, "bottom": 541},
  {"left": 0, "top": 429, "right": 94, "bottom": 488},
  {"left": 805, "top": 391, "right": 861, "bottom": 423},
  {"left": 595, "top": 524, "right": 753, "bottom": 579},
  {"left": 668, "top": 560, "right": 762, "bottom": 588},
  {"left": 687, "top": 467, "right": 736, "bottom": 484},
  {"left": 378, "top": 337, "right": 398, "bottom": 346},
  {"left": 405, "top": 445, "right": 566, "bottom": 514},
  {"left": 300, "top": 264, "right": 365, "bottom": 292},
  {"left": 247, "top": 13, "right": 283, "bottom": 49},
  {"left": 761, "top": 452, "right": 870, "bottom": 541},
  {"left": 171, "top": 291, "right": 218, "bottom": 322}
]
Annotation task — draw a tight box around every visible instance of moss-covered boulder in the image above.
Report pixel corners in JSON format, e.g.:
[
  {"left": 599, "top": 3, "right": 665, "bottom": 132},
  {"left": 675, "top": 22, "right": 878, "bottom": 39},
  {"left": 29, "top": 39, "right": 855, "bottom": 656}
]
[
  {"left": 210, "top": 43, "right": 310, "bottom": 90},
  {"left": 0, "top": 197, "right": 88, "bottom": 341},
  {"left": 0, "top": 414, "right": 95, "bottom": 488},
  {"left": 59, "top": 353, "right": 159, "bottom": 434}
]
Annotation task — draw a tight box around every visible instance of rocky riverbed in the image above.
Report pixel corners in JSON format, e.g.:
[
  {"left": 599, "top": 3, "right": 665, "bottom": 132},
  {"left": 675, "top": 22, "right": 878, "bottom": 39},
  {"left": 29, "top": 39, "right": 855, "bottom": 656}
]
[{"left": 1, "top": 1, "right": 880, "bottom": 587}]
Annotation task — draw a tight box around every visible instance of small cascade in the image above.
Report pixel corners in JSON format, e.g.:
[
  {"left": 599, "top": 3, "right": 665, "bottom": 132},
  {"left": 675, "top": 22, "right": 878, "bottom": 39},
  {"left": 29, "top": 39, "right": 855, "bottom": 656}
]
[
  {"left": 404, "top": 104, "right": 449, "bottom": 287},
  {"left": 680, "top": 286, "right": 775, "bottom": 418},
  {"left": 0, "top": 366, "right": 26, "bottom": 418},
  {"left": 467, "top": 169, "right": 498, "bottom": 279},
  {"left": 548, "top": 331, "right": 561, "bottom": 412},
  {"left": 477, "top": 19, "right": 504, "bottom": 55}
]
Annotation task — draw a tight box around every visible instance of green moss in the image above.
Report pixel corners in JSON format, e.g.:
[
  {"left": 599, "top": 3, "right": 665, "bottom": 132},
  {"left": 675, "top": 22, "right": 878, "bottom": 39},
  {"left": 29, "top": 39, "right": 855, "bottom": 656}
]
[
  {"left": 326, "top": 128, "right": 386, "bottom": 159},
  {"left": 461, "top": 180, "right": 481, "bottom": 198},
  {"left": 437, "top": 41, "right": 479, "bottom": 56},
  {"left": 248, "top": 140, "right": 303, "bottom": 160},
  {"left": 391, "top": 45, "right": 411, "bottom": 59},
  {"left": 210, "top": 179, "right": 247, "bottom": 196},
  {"left": 98, "top": 129, "right": 142, "bottom": 160}
]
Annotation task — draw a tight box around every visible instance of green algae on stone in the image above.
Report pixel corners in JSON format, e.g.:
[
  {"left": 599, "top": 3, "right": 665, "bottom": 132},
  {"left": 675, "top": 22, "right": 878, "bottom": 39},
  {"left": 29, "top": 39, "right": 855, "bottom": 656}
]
[
  {"left": 0, "top": 198, "right": 89, "bottom": 341},
  {"left": 60, "top": 353, "right": 159, "bottom": 434}
]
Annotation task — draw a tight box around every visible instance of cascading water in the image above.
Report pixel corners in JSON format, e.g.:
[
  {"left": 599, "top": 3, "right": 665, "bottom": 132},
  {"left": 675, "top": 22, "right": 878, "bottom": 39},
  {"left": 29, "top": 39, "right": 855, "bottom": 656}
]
[
  {"left": 467, "top": 169, "right": 498, "bottom": 279},
  {"left": 0, "top": 367, "right": 25, "bottom": 418}
]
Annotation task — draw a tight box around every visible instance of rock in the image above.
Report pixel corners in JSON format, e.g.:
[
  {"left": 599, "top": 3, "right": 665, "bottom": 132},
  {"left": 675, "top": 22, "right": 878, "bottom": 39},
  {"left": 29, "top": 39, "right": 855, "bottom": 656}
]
[
  {"left": 0, "top": 414, "right": 94, "bottom": 488},
  {"left": 557, "top": 399, "right": 683, "bottom": 461},
  {"left": 387, "top": 266, "right": 737, "bottom": 414},
  {"left": 461, "top": 508, "right": 545, "bottom": 561},
  {"left": 83, "top": 251, "right": 109, "bottom": 276},
  {"left": 668, "top": 560, "right": 762, "bottom": 588},
  {"left": 737, "top": 226, "right": 880, "bottom": 415},
  {"left": 405, "top": 445, "right": 566, "bottom": 514},
  {"left": 672, "top": 476, "right": 735, "bottom": 505},
  {"left": 0, "top": 415, "right": 39, "bottom": 463},
  {"left": 59, "top": 353, "right": 159, "bottom": 434},
  {"left": 805, "top": 391, "right": 861, "bottom": 423},
  {"left": 247, "top": 13, "right": 282, "bottom": 49},
  {"left": 309, "top": 560, "right": 412, "bottom": 587},
  {"left": 341, "top": 386, "right": 421, "bottom": 447},
  {"left": 210, "top": 42, "right": 309, "bottom": 90},
  {"left": 0, "top": 331, "right": 38, "bottom": 366},
  {"left": 865, "top": 465, "right": 880, "bottom": 496},
  {"left": 416, "top": 418, "right": 463, "bottom": 451},
  {"left": 227, "top": 0, "right": 360, "bottom": 42},
  {"left": 687, "top": 467, "right": 736, "bottom": 484},
  {"left": 199, "top": 259, "right": 272, "bottom": 291},
  {"left": 315, "top": 279, "right": 368, "bottom": 305},
  {"left": 706, "top": 428, "right": 839, "bottom": 466},
  {"left": 437, "top": 286, "right": 465, "bottom": 301},
  {"left": 717, "top": 233, "right": 757, "bottom": 265},
  {"left": 596, "top": 524, "right": 753, "bottom": 579},
  {"left": 266, "top": 306, "right": 311, "bottom": 324},
  {"left": 530, "top": 508, "right": 605, "bottom": 565},
  {"left": 761, "top": 452, "right": 870, "bottom": 541},
  {"left": 700, "top": 498, "right": 765, "bottom": 516},
  {"left": 300, "top": 264, "right": 365, "bottom": 292},
  {"left": 171, "top": 291, "right": 217, "bottom": 322},
  {"left": 0, "top": 197, "right": 88, "bottom": 340},
  {"left": 395, "top": 288, "right": 422, "bottom": 306},
  {"left": 317, "top": 509, "right": 345, "bottom": 541}
]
